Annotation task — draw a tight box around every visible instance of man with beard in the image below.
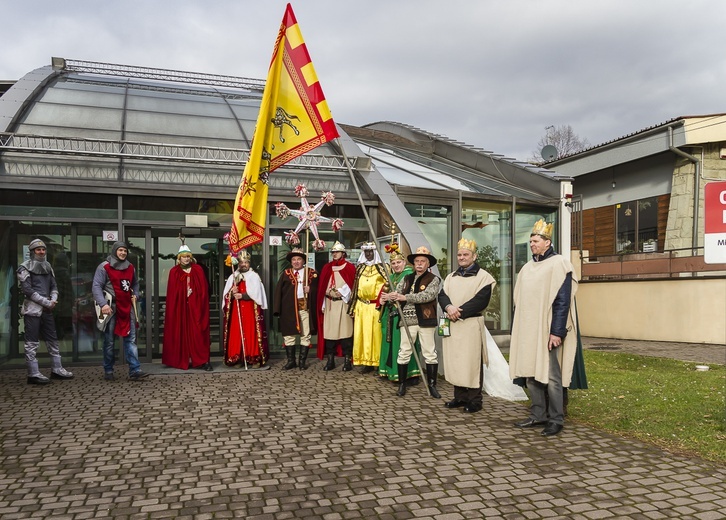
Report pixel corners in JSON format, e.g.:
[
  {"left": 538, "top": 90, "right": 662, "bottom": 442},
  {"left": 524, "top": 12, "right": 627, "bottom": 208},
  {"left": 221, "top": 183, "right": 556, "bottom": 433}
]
[
  {"left": 162, "top": 244, "right": 212, "bottom": 371},
  {"left": 316, "top": 241, "right": 355, "bottom": 372},
  {"left": 273, "top": 248, "right": 318, "bottom": 370},
  {"left": 92, "top": 241, "right": 149, "bottom": 381},
  {"left": 17, "top": 238, "right": 74, "bottom": 385},
  {"left": 222, "top": 249, "right": 269, "bottom": 368},
  {"left": 348, "top": 242, "right": 388, "bottom": 374}
]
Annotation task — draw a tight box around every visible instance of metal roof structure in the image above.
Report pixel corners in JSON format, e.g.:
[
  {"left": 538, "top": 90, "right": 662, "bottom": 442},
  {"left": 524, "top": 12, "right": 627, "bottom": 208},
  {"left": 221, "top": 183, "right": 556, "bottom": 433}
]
[{"left": 0, "top": 57, "right": 568, "bottom": 254}]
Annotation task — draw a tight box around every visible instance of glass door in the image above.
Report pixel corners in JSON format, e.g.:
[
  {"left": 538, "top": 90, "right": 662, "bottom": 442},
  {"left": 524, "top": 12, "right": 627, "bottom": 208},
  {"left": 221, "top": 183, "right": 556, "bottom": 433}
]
[{"left": 127, "top": 228, "right": 227, "bottom": 362}]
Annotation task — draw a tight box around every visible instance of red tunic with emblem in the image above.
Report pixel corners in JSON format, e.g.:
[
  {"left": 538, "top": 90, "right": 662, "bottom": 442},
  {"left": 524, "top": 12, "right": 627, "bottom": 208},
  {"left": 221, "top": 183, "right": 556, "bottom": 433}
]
[{"left": 104, "top": 263, "right": 136, "bottom": 337}]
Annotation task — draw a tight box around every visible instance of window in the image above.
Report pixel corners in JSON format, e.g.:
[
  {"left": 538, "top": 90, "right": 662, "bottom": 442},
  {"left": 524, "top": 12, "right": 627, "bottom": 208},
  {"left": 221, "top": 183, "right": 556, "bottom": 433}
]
[
  {"left": 461, "top": 201, "right": 512, "bottom": 332},
  {"left": 404, "top": 203, "right": 452, "bottom": 278},
  {"left": 616, "top": 197, "right": 658, "bottom": 253}
]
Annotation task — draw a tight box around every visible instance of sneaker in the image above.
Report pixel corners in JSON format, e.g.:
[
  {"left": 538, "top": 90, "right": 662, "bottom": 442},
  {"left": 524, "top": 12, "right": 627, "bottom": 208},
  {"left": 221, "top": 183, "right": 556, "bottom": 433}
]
[
  {"left": 104, "top": 372, "right": 114, "bottom": 381},
  {"left": 51, "top": 368, "right": 74, "bottom": 380},
  {"left": 129, "top": 371, "right": 150, "bottom": 381}
]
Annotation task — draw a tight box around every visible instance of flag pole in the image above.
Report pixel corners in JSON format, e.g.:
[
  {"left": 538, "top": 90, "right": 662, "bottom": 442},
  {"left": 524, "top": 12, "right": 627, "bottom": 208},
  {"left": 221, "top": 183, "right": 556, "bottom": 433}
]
[{"left": 334, "top": 138, "right": 430, "bottom": 397}]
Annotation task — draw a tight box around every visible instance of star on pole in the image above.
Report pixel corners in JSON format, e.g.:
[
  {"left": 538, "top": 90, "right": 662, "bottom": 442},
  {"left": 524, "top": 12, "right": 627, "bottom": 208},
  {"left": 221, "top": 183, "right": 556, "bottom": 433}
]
[{"left": 275, "top": 184, "right": 344, "bottom": 251}]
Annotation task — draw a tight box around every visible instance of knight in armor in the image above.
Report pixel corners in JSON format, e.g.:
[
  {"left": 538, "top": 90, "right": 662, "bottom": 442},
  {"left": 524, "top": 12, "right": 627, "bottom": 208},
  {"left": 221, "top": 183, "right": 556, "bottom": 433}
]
[{"left": 17, "top": 238, "right": 74, "bottom": 385}]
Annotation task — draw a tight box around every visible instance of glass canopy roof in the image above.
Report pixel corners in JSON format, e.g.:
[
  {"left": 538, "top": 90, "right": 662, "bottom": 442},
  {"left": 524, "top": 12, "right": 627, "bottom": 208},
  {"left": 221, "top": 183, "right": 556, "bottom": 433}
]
[{"left": 1, "top": 59, "right": 564, "bottom": 204}]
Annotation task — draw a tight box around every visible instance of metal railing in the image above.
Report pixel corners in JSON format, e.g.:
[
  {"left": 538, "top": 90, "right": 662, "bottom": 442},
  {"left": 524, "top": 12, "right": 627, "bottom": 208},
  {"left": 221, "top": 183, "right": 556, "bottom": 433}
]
[
  {"left": 0, "top": 133, "right": 352, "bottom": 170},
  {"left": 579, "top": 247, "right": 726, "bottom": 281},
  {"left": 62, "top": 58, "right": 266, "bottom": 92}
]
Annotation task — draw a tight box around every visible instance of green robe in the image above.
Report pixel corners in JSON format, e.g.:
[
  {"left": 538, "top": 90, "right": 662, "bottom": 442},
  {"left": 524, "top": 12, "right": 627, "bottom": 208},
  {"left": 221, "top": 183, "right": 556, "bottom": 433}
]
[{"left": 379, "top": 266, "right": 421, "bottom": 381}]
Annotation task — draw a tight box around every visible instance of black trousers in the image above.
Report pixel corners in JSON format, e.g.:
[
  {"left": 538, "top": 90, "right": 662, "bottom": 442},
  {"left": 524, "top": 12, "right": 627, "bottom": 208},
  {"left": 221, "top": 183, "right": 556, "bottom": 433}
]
[{"left": 453, "top": 361, "right": 484, "bottom": 406}]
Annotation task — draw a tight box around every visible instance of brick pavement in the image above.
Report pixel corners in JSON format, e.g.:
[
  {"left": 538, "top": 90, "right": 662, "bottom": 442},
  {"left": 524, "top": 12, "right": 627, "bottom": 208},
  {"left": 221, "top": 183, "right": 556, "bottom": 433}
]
[{"left": 1, "top": 353, "right": 725, "bottom": 519}]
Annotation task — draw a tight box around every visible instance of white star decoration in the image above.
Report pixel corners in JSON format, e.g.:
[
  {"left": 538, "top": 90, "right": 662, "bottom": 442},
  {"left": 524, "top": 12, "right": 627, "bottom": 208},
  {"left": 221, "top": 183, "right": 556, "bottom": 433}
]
[{"left": 275, "top": 184, "right": 344, "bottom": 251}]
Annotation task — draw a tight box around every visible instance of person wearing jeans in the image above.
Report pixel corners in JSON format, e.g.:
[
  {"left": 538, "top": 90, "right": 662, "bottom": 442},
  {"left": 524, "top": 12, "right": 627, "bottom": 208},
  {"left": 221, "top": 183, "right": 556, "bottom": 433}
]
[{"left": 93, "top": 240, "right": 149, "bottom": 381}]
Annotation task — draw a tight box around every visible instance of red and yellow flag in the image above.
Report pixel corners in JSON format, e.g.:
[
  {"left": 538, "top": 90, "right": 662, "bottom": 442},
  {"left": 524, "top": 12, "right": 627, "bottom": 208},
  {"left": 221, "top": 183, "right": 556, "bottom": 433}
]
[{"left": 228, "top": 3, "right": 339, "bottom": 253}]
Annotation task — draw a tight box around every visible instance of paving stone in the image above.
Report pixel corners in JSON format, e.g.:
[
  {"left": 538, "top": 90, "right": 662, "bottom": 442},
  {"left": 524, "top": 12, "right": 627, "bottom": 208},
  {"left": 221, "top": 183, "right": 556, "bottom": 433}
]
[{"left": 1, "top": 347, "right": 725, "bottom": 519}]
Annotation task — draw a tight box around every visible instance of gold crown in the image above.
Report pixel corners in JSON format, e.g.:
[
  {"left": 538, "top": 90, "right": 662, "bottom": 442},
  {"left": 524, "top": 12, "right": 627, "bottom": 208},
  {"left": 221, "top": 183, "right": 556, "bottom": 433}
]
[
  {"left": 237, "top": 250, "right": 252, "bottom": 262},
  {"left": 457, "top": 238, "right": 477, "bottom": 253},
  {"left": 531, "top": 219, "right": 554, "bottom": 240}
]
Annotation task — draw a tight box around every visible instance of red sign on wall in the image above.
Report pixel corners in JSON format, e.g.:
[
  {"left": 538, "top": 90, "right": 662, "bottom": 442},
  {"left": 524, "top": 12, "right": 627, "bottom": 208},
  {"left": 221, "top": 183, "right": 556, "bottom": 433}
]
[{"left": 704, "top": 181, "right": 726, "bottom": 264}]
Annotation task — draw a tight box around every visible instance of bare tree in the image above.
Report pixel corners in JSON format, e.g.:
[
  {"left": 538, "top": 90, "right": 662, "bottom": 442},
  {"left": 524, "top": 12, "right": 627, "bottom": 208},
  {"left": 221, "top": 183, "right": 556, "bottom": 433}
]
[{"left": 530, "top": 124, "right": 590, "bottom": 163}]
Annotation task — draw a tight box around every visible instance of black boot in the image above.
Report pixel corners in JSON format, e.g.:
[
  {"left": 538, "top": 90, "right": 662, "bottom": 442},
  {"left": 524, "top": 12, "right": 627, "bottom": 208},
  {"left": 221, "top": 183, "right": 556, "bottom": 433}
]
[
  {"left": 298, "top": 345, "right": 310, "bottom": 370},
  {"left": 396, "top": 363, "right": 409, "bottom": 397},
  {"left": 426, "top": 364, "right": 441, "bottom": 399},
  {"left": 343, "top": 356, "right": 353, "bottom": 371},
  {"left": 323, "top": 341, "right": 336, "bottom": 371},
  {"left": 342, "top": 338, "right": 353, "bottom": 372},
  {"left": 282, "top": 345, "right": 297, "bottom": 370}
]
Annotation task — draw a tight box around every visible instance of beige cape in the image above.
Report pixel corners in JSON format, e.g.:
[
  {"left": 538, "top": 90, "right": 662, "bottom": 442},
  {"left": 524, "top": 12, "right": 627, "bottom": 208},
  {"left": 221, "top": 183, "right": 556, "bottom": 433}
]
[
  {"left": 441, "top": 268, "right": 496, "bottom": 388},
  {"left": 509, "top": 255, "right": 578, "bottom": 386}
]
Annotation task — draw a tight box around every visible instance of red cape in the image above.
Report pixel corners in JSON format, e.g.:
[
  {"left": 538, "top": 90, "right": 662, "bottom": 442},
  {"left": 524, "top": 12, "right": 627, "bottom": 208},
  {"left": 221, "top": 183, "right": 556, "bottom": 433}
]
[
  {"left": 162, "top": 264, "right": 210, "bottom": 369},
  {"left": 316, "top": 258, "right": 356, "bottom": 359}
]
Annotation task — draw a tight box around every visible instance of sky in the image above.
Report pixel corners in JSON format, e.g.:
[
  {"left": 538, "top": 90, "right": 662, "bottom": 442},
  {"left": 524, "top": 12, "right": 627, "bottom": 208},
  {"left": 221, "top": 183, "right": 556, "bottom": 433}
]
[{"left": 3, "top": 0, "right": 725, "bottom": 161}]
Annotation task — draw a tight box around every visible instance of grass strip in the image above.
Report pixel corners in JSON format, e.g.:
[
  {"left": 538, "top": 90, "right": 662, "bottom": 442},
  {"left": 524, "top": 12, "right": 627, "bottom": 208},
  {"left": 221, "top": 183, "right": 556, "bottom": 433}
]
[{"left": 567, "top": 350, "right": 726, "bottom": 463}]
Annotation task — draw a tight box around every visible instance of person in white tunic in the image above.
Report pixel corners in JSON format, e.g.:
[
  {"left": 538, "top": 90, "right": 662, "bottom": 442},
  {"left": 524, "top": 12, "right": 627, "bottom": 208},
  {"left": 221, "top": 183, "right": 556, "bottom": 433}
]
[{"left": 438, "top": 238, "right": 496, "bottom": 413}]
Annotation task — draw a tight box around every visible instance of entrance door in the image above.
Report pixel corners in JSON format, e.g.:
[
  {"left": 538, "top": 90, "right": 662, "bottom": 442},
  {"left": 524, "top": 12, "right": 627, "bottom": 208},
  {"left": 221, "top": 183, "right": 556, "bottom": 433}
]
[{"left": 126, "top": 228, "right": 226, "bottom": 362}]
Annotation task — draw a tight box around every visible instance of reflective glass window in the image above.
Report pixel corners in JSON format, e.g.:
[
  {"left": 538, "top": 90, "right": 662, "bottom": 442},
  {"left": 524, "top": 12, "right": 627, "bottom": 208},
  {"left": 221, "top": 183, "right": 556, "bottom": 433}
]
[
  {"left": 404, "top": 203, "right": 452, "bottom": 278},
  {"left": 461, "top": 200, "right": 513, "bottom": 331}
]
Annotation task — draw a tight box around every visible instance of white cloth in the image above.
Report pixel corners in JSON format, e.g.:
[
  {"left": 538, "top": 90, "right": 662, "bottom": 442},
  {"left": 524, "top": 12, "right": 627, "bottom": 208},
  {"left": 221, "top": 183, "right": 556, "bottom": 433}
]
[
  {"left": 337, "top": 283, "right": 351, "bottom": 304},
  {"left": 295, "top": 269, "right": 304, "bottom": 298},
  {"left": 223, "top": 268, "right": 268, "bottom": 309},
  {"left": 356, "top": 250, "right": 382, "bottom": 265},
  {"left": 482, "top": 329, "right": 528, "bottom": 401}
]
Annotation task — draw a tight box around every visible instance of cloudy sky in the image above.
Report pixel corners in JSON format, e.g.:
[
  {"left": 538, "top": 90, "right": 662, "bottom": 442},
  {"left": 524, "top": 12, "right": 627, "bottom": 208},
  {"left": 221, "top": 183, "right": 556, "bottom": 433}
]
[{"left": 3, "top": 0, "right": 725, "bottom": 161}]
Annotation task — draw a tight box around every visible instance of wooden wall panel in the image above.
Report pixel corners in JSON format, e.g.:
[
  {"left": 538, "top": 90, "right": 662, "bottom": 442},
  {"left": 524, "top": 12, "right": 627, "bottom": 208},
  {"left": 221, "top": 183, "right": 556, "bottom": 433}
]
[
  {"left": 581, "top": 209, "right": 595, "bottom": 256},
  {"left": 594, "top": 206, "right": 615, "bottom": 258}
]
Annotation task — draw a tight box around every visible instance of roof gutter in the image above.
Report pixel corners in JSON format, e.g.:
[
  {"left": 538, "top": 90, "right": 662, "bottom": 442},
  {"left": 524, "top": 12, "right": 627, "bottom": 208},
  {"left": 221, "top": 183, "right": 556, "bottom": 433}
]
[{"left": 668, "top": 126, "right": 700, "bottom": 255}]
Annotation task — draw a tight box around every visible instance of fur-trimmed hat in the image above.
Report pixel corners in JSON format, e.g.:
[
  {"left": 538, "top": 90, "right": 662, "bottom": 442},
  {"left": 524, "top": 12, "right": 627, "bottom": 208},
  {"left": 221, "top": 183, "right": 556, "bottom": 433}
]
[
  {"left": 360, "top": 241, "right": 376, "bottom": 251},
  {"left": 407, "top": 246, "right": 437, "bottom": 267}
]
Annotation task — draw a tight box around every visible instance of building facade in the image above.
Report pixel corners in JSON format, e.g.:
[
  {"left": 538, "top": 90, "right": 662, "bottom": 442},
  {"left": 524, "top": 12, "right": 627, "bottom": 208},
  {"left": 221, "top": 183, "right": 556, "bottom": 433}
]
[
  {"left": 0, "top": 58, "right": 573, "bottom": 368},
  {"left": 546, "top": 115, "right": 726, "bottom": 344}
]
